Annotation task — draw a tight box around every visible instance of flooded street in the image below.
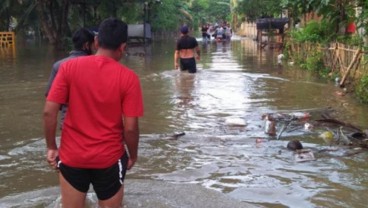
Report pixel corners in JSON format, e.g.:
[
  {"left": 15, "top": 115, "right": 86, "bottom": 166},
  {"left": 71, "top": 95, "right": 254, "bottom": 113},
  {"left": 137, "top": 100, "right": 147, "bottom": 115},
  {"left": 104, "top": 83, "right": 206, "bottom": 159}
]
[{"left": 1, "top": 37, "right": 368, "bottom": 207}]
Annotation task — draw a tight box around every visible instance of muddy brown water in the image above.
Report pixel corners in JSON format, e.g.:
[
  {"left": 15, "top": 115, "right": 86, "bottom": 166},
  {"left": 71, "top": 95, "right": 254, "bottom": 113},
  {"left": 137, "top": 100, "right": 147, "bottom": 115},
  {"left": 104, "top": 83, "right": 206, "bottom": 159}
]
[{"left": 0, "top": 37, "right": 368, "bottom": 207}]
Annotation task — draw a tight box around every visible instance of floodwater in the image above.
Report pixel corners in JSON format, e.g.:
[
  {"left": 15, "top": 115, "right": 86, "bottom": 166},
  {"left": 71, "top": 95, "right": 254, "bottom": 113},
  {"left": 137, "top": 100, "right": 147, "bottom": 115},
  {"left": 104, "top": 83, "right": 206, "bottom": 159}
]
[{"left": 1, "top": 37, "right": 368, "bottom": 208}]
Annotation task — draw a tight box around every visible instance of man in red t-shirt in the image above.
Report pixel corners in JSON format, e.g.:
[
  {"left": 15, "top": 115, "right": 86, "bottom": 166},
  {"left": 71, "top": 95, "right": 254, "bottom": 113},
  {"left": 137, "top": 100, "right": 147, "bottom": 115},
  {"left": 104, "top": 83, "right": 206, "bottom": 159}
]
[{"left": 43, "top": 18, "right": 144, "bottom": 207}]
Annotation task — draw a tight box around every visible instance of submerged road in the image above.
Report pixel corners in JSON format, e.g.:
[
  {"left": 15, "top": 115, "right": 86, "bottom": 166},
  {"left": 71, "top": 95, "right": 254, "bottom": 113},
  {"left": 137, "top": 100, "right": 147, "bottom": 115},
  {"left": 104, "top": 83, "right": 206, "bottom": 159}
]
[{"left": 0, "top": 37, "right": 368, "bottom": 207}]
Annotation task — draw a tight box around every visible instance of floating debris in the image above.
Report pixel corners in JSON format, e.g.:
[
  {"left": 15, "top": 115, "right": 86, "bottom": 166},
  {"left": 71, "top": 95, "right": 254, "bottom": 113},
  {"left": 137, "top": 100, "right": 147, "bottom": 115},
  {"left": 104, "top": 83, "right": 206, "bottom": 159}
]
[
  {"left": 264, "top": 114, "right": 276, "bottom": 136},
  {"left": 338, "top": 127, "right": 352, "bottom": 145},
  {"left": 162, "top": 132, "right": 186, "bottom": 140},
  {"left": 255, "top": 138, "right": 268, "bottom": 144},
  {"left": 304, "top": 123, "right": 313, "bottom": 131},
  {"left": 224, "top": 118, "right": 247, "bottom": 127},
  {"left": 294, "top": 149, "right": 315, "bottom": 162},
  {"left": 262, "top": 112, "right": 311, "bottom": 122},
  {"left": 277, "top": 53, "right": 284, "bottom": 65},
  {"left": 319, "top": 131, "right": 335, "bottom": 146},
  {"left": 287, "top": 140, "right": 303, "bottom": 151}
]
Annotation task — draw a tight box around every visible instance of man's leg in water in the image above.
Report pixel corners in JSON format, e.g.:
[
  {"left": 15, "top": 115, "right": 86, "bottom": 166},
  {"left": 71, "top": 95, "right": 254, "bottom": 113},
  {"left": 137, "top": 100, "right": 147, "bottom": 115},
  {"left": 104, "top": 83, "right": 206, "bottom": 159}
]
[
  {"left": 59, "top": 172, "right": 87, "bottom": 207},
  {"left": 98, "top": 186, "right": 124, "bottom": 208}
]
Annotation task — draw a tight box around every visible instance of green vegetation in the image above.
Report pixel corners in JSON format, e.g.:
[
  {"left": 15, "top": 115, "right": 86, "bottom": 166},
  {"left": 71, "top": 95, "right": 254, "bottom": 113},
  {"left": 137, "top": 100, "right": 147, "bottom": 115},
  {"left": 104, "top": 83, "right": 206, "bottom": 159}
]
[
  {"left": 232, "top": 0, "right": 368, "bottom": 102},
  {"left": 1, "top": 1, "right": 368, "bottom": 48},
  {"left": 0, "top": 0, "right": 232, "bottom": 50},
  {"left": 290, "top": 20, "right": 335, "bottom": 44},
  {"left": 236, "top": 0, "right": 283, "bottom": 21},
  {"left": 299, "top": 51, "right": 324, "bottom": 71},
  {"left": 356, "top": 75, "right": 368, "bottom": 103},
  {"left": 2, "top": 0, "right": 368, "bottom": 102},
  {"left": 234, "top": 0, "right": 368, "bottom": 46}
]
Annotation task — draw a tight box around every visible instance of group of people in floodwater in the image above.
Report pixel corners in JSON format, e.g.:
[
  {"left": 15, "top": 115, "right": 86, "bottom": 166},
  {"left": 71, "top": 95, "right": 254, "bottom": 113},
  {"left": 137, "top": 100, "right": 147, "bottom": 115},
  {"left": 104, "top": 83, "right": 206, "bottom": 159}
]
[
  {"left": 42, "top": 19, "right": 233, "bottom": 207},
  {"left": 174, "top": 22, "right": 233, "bottom": 74},
  {"left": 201, "top": 22, "right": 232, "bottom": 42}
]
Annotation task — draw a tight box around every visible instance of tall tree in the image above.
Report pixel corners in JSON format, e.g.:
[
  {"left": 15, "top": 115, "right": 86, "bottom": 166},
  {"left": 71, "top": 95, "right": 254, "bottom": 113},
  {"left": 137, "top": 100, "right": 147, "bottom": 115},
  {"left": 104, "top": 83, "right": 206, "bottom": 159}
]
[
  {"left": 238, "top": 0, "right": 283, "bottom": 21},
  {"left": 35, "top": 0, "right": 71, "bottom": 49}
]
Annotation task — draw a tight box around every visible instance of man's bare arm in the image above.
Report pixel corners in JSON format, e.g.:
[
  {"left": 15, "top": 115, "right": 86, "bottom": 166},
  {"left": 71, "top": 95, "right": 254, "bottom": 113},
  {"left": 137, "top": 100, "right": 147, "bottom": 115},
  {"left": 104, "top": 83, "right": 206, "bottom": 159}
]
[
  {"left": 174, "top": 50, "right": 180, "bottom": 69},
  {"left": 43, "top": 101, "right": 60, "bottom": 169},
  {"left": 195, "top": 46, "right": 201, "bottom": 61},
  {"left": 43, "top": 101, "right": 60, "bottom": 149},
  {"left": 123, "top": 116, "right": 140, "bottom": 170}
]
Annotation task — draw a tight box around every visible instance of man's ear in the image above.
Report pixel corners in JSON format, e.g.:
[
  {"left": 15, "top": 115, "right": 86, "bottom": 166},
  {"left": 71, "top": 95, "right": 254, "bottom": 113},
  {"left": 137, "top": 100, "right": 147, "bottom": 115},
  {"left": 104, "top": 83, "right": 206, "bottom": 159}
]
[
  {"left": 119, "top": 43, "right": 127, "bottom": 52},
  {"left": 82, "top": 42, "right": 90, "bottom": 50},
  {"left": 94, "top": 36, "right": 99, "bottom": 48}
]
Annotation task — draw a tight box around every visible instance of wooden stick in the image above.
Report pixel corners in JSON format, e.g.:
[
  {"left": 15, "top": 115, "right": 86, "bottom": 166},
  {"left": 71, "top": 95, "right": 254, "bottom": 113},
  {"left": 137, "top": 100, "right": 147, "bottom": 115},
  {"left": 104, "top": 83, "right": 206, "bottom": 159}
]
[
  {"left": 315, "top": 118, "right": 362, "bottom": 132},
  {"left": 339, "top": 48, "right": 362, "bottom": 87},
  {"left": 342, "top": 48, "right": 359, "bottom": 52},
  {"left": 274, "top": 106, "right": 334, "bottom": 113}
]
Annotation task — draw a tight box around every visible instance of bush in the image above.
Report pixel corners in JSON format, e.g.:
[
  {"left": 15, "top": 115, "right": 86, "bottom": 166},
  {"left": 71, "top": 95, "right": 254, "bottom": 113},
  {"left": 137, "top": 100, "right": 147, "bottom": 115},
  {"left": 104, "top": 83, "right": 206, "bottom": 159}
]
[
  {"left": 298, "top": 50, "right": 324, "bottom": 72},
  {"left": 289, "top": 20, "right": 335, "bottom": 43},
  {"left": 336, "top": 34, "right": 364, "bottom": 47},
  {"left": 307, "top": 51, "right": 324, "bottom": 71},
  {"left": 355, "top": 75, "right": 368, "bottom": 103}
]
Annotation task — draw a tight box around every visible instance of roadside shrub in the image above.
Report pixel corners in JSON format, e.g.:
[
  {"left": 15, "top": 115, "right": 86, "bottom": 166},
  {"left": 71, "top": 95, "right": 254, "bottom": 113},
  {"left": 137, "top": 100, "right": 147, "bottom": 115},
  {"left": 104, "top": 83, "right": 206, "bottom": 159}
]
[
  {"left": 355, "top": 75, "right": 368, "bottom": 103},
  {"left": 299, "top": 50, "right": 324, "bottom": 72},
  {"left": 318, "top": 67, "right": 332, "bottom": 78},
  {"left": 336, "top": 34, "right": 364, "bottom": 47},
  {"left": 289, "top": 20, "right": 335, "bottom": 43}
]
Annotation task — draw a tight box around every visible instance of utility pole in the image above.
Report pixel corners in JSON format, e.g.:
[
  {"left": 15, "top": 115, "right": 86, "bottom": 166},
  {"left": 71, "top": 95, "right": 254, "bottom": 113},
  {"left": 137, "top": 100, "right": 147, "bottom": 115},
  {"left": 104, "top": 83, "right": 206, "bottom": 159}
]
[
  {"left": 143, "top": 1, "right": 148, "bottom": 45},
  {"left": 142, "top": 0, "right": 161, "bottom": 45}
]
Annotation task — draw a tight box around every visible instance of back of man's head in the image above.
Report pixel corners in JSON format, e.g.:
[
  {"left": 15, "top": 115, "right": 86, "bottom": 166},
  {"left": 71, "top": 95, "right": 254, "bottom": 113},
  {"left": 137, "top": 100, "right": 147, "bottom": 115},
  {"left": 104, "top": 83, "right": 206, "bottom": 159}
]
[
  {"left": 180, "top": 25, "right": 189, "bottom": 34},
  {"left": 72, "top": 28, "right": 95, "bottom": 51},
  {"left": 98, "top": 18, "right": 128, "bottom": 50}
]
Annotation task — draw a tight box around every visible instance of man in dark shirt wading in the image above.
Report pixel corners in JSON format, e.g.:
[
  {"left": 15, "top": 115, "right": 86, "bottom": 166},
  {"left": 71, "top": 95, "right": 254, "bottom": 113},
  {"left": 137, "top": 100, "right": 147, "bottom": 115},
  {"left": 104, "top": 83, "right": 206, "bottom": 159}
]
[
  {"left": 45, "top": 28, "right": 95, "bottom": 129},
  {"left": 174, "top": 25, "right": 200, "bottom": 73}
]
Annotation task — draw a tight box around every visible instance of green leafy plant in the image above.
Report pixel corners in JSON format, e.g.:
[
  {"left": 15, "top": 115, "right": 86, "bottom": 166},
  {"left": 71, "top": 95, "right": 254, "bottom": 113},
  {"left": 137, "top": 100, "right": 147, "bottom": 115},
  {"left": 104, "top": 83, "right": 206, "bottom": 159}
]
[
  {"left": 355, "top": 75, "right": 368, "bottom": 103},
  {"left": 336, "top": 34, "right": 364, "bottom": 47},
  {"left": 305, "top": 51, "right": 324, "bottom": 72},
  {"left": 290, "top": 20, "right": 335, "bottom": 43}
]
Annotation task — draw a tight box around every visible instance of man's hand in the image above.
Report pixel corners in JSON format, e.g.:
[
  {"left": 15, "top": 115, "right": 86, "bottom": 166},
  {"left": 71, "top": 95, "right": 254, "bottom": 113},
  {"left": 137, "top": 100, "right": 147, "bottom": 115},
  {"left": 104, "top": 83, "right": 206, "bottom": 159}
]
[
  {"left": 46, "top": 148, "right": 59, "bottom": 169},
  {"left": 127, "top": 157, "right": 137, "bottom": 170},
  {"left": 174, "top": 50, "right": 179, "bottom": 70},
  {"left": 123, "top": 116, "right": 140, "bottom": 171}
]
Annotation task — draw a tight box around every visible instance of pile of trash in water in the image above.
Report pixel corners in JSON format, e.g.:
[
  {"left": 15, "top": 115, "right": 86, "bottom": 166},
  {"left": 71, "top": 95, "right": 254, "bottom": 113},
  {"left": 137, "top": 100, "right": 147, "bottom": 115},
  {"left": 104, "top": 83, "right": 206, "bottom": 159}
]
[
  {"left": 259, "top": 107, "right": 368, "bottom": 162},
  {"left": 163, "top": 107, "right": 368, "bottom": 162},
  {"left": 262, "top": 107, "right": 368, "bottom": 147}
]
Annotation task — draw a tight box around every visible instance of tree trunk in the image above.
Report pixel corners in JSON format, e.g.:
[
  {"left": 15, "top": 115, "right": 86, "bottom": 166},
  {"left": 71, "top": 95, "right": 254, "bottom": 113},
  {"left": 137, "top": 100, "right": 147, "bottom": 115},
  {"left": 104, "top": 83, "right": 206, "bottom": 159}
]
[
  {"left": 36, "top": 0, "right": 57, "bottom": 44},
  {"left": 35, "top": 0, "right": 70, "bottom": 50}
]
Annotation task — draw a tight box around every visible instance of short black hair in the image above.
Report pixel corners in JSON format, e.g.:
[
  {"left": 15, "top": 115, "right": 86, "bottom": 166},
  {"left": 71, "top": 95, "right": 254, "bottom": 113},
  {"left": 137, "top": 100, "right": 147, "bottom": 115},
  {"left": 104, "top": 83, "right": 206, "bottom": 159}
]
[
  {"left": 97, "top": 18, "right": 128, "bottom": 50},
  {"left": 180, "top": 25, "right": 189, "bottom": 34},
  {"left": 72, "top": 28, "right": 95, "bottom": 50}
]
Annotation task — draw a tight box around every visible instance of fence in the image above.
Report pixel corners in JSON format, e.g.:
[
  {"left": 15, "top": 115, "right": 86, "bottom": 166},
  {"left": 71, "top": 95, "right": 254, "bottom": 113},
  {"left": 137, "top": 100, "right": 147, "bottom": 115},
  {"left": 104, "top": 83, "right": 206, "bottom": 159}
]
[
  {"left": 0, "top": 32, "right": 15, "bottom": 48},
  {"left": 287, "top": 41, "right": 365, "bottom": 87},
  {"left": 0, "top": 32, "right": 16, "bottom": 57},
  {"left": 239, "top": 22, "right": 257, "bottom": 39},
  {"left": 239, "top": 22, "right": 284, "bottom": 50}
]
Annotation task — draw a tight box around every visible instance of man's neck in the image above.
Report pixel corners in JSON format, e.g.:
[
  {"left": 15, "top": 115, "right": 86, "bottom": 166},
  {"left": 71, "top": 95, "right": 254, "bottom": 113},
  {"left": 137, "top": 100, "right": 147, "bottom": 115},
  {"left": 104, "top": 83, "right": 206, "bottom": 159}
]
[{"left": 95, "top": 48, "right": 120, "bottom": 61}]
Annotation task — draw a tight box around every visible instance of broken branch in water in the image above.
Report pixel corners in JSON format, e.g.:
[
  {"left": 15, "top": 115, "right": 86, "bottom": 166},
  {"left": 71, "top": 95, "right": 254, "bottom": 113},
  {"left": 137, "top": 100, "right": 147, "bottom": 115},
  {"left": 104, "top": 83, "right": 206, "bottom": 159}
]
[
  {"left": 315, "top": 118, "right": 362, "bottom": 132},
  {"left": 275, "top": 107, "right": 334, "bottom": 113}
]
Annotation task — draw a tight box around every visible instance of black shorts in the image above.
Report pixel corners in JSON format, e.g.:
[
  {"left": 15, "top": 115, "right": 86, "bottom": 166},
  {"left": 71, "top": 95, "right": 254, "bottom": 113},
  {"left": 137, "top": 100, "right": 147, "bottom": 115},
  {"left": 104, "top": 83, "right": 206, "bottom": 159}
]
[
  {"left": 57, "top": 153, "right": 128, "bottom": 200},
  {"left": 180, "top": 57, "right": 197, "bottom": 73}
]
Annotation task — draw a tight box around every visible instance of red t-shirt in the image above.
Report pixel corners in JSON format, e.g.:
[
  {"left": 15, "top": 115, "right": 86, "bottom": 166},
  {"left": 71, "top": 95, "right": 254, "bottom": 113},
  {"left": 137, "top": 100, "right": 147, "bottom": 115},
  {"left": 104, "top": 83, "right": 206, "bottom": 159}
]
[{"left": 47, "top": 55, "right": 144, "bottom": 168}]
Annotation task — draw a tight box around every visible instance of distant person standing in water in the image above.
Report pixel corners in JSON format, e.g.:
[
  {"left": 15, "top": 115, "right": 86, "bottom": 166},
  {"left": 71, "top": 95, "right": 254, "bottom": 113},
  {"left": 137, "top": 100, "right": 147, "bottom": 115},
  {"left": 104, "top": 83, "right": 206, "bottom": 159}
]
[
  {"left": 174, "top": 25, "right": 200, "bottom": 73},
  {"left": 201, "top": 24, "right": 210, "bottom": 41},
  {"left": 43, "top": 18, "right": 144, "bottom": 208},
  {"left": 45, "top": 27, "right": 95, "bottom": 129}
]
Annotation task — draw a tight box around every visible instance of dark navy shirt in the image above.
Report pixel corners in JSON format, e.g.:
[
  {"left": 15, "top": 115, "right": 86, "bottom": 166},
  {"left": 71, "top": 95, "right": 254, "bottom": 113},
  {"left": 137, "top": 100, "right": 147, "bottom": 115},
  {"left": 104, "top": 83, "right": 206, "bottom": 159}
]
[
  {"left": 176, "top": 35, "right": 198, "bottom": 50},
  {"left": 45, "top": 50, "right": 89, "bottom": 96},
  {"left": 45, "top": 50, "right": 89, "bottom": 129}
]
